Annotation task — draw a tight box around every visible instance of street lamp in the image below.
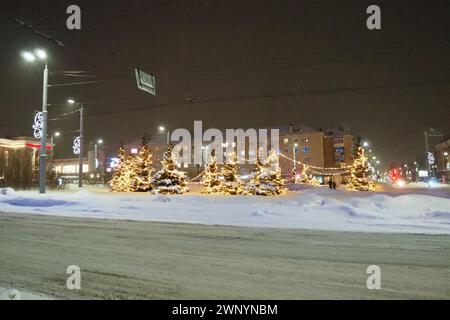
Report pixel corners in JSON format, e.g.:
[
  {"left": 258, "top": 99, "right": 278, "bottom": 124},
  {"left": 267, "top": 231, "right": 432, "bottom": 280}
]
[
  {"left": 50, "top": 131, "right": 61, "bottom": 172},
  {"left": 293, "top": 143, "right": 298, "bottom": 170},
  {"left": 22, "top": 48, "right": 48, "bottom": 194},
  {"left": 94, "top": 139, "right": 104, "bottom": 183},
  {"left": 68, "top": 98, "right": 84, "bottom": 188},
  {"left": 159, "top": 126, "right": 170, "bottom": 145},
  {"left": 202, "top": 145, "right": 210, "bottom": 168},
  {"left": 363, "top": 141, "right": 369, "bottom": 148}
]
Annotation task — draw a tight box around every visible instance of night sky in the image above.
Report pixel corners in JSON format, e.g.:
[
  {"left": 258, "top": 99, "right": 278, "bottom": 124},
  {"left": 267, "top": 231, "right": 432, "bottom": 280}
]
[{"left": 0, "top": 0, "right": 449, "bottom": 167}]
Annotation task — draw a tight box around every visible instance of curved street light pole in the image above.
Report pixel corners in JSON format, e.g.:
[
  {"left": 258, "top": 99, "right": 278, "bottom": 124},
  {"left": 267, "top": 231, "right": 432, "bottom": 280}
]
[
  {"left": 39, "top": 63, "right": 49, "bottom": 194},
  {"left": 78, "top": 105, "right": 84, "bottom": 188}
]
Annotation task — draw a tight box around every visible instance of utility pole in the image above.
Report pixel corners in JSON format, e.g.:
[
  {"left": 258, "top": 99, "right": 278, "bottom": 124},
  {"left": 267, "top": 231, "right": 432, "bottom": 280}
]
[
  {"left": 293, "top": 143, "right": 298, "bottom": 171},
  {"left": 39, "top": 64, "right": 49, "bottom": 194},
  {"left": 424, "top": 129, "right": 444, "bottom": 179},
  {"left": 78, "top": 105, "right": 84, "bottom": 188},
  {"left": 424, "top": 130, "right": 430, "bottom": 177}
]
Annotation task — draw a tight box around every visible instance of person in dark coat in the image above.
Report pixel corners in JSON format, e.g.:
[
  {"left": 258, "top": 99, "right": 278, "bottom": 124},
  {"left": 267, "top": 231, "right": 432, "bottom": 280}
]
[{"left": 328, "top": 178, "right": 333, "bottom": 189}]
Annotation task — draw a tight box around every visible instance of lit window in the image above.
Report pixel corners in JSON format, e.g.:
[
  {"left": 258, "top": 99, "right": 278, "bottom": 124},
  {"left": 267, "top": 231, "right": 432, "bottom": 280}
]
[
  {"left": 283, "top": 138, "right": 289, "bottom": 144},
  {"left": 302, "top": 147, "right": 310, "bottom": 154},
  {"left": 131, "top": 148, "right": 138, "bottom": 154}
]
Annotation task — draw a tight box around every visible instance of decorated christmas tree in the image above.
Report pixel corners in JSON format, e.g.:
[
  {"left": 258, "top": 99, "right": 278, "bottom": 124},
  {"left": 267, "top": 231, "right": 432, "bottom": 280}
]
[
  {"left": 300, "top": 164, "right": 320, "bottom": 186},
  {"left": 110, "top": 146, "right": 137, "bottom": 192},
  {"left": 245, "top": 150, "right": 285, "bottom": 196},
  {"left": 151, "top": 145, "right": 189, "bottom": 194},
  {"left": 130, "top": 138, "right": 154, "bottom": 192},
  {"left": 347, "top": 146, "right": 375, "bottom": 191},
  {"left": 220, "top": 151, "right": 242, "bottom": 195},
  {"left": 201, "top": 156, "right": 222, "bottom": 194}
]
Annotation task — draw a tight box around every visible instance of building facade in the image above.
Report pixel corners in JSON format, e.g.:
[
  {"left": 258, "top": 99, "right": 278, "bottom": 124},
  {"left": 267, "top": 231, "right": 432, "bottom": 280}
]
[
  {"left": 0, "top": 137, "right": 53, "bottom": 188},
  {"left": 434, "top": 137, "right": 450, "bottom": 182},
  {"left": 278, "top": 125, "right": 353, "bottom": 179}
]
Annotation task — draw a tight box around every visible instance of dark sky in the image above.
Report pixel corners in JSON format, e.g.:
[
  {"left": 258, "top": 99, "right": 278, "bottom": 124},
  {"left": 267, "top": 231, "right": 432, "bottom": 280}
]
[{"left": 1, "top": 0, "right": 449, "bottom": 167}]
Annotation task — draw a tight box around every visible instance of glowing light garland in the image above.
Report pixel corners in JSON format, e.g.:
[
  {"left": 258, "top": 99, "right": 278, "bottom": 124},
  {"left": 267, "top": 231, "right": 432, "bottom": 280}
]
[
  {"left": 72, "top": 136, "right": 81, "bottom": 155},
  {"left": 32, "top": 112, "right": 43, "bottom": 139}
]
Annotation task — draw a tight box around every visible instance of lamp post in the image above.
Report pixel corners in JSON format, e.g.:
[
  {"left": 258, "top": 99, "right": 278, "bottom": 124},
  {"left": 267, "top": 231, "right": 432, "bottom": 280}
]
[
  {"left": 50, "top": 131, "right": 61, "bottom": 173},
  {"left": 159, "top": 126, "right": 170, "bottom": 145},
  {"left": 68, "top": 99, "right": 84, "bottom": 188},
  {"left": 202, "top": 145, "right": 209, "bottom": 168},
  {"left": 22, "top": 49, "right": 48, "bottom": 193},
  {"left": 293, "top": 143, "right": 298, "bottom": 171},
  {"left": 94, "top": 139, "right": 104, "bottom": 182},
  {"left": 444, "top": 152, "right": 449, "bottom": 171}
]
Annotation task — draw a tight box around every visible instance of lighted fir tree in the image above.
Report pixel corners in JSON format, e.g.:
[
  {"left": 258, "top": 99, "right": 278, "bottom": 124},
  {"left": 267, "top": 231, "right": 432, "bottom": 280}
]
[
  {"left": 151, "top": 144, "right": 189, "bottom": 194},
  {"left": 220, "top": 151, "right": 242, "bottom": 195},
  {"left": 300, "top": 164, "right": 309, "bottom": 183},
  {"left": 245, "top": 150, "right": 285, "bottom": 196},
  {"left": 110, "top": 146, "right": 137, "bottom": 192},
  {"left": 201, "top": 156, "right": 222, "bottom": 194},
  {"left": 347, "top": 147, "right": 375, "bottom": 191},
  {"left": 300, "top": 164, "right": 320, "bottom": 186},
  {"left": 131, "top": 138, "right": 154, "bottom": 192}
]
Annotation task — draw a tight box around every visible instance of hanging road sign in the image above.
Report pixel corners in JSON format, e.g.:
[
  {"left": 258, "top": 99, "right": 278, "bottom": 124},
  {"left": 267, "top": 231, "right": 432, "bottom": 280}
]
[{"left": 135, "top": 68, "right": 156, "bottom": 95}]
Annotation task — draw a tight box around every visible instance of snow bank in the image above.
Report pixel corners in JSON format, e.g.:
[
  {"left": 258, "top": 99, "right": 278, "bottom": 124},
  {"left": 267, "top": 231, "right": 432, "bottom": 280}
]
[{"left": 0, "top": 188, "right": 449, "bottom": 234}]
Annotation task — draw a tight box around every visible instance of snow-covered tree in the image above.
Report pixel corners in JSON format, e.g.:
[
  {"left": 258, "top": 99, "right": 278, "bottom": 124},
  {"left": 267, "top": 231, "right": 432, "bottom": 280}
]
[
  {"left": 347, "top": 147, "right": 375, "bottom": 191},
  {"left": 244, "top": 150, "right": 285, "bottom": 196},
  {"left": 151, "top": 145, "right": 189, "bottom": 194},
  {"left": 300, "top": 164, "right": 320, "bottom": 186},
  {"left": 110, "top": 146, "right": 137, "bottom": 192},
  {"left": 201, "top": 156, "right": 222, "bottom": 194},
  {"left": 130, "top": 139, "right": 154, "bottom": 192},
  {"left": 220, "top": 151, "right": 242, "bottom": 195}
]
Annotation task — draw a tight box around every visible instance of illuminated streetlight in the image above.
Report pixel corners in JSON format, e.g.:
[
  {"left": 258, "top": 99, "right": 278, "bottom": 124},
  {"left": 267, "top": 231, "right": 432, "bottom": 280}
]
[
  {"left": 22, "top": 51, "right": 36, "bottom": 62},
  {"left": 54, "top": 132, "right": 61, "bottom": 137},
  {"left": 34, "top": 49, "right": 47, "bottom": 60},
  {"left": 363, "top": 142, "right": 369, "bottom": 148},
  {"left": 66, "top": 98, "right": 84, "bottom": 188},
  {"left": 158, "top": 125, "right": 170, "bottom": 145},
  {"left": 22, "top": 48, "right": 48, "bottom": 194}
]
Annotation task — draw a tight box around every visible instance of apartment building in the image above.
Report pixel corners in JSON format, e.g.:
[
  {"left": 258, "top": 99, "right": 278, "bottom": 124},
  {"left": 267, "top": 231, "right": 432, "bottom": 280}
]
[{"left": 278, "top": 124, "right": 353, "bottom": 178}]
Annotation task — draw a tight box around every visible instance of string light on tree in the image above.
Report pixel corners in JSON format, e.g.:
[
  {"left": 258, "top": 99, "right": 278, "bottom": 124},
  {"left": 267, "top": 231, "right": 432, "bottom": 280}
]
[
  {"left": 245, "top": 149, "right": 285, "bottom": 196},
  {"left": 201, "top": 156, "right": 222, "bottom": 194},
  {"left": 130, "top": 137, "right": 154, "bottom": 192},
  {"left": 347, "top": 146, "right": 375, "bottom": 191},
  {"left": 220, "top": 151, "right": 243, "bottom": 195},
  {"left": 151, "top": 145, "right": 189, "bottom": 195},
  {"left": 110, "top": 146, "right": 138, "bottom": 192}
]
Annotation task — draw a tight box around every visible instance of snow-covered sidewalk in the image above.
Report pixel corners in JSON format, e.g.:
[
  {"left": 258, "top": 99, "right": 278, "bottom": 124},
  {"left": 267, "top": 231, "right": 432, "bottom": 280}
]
[{"left": 0, "top": 187, "right": 449, "bottom": 234}]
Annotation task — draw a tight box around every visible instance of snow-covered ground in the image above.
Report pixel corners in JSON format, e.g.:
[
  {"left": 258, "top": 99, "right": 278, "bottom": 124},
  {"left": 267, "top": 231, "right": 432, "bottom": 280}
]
[
  {"left": 0, "top": 287, "right": 54, "bottom": 300},
  {"left": 0, "top": 186, "right": 449, "bottom": 234}
]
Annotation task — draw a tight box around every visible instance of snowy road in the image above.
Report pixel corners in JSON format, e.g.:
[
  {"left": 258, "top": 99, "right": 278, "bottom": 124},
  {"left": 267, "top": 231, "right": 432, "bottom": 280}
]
[
  {"left": 1, "top": 213, "right": 449, "bottom": 299},
  {"left": 1, "top": 187, "right": 449, "bottom": 234}
]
